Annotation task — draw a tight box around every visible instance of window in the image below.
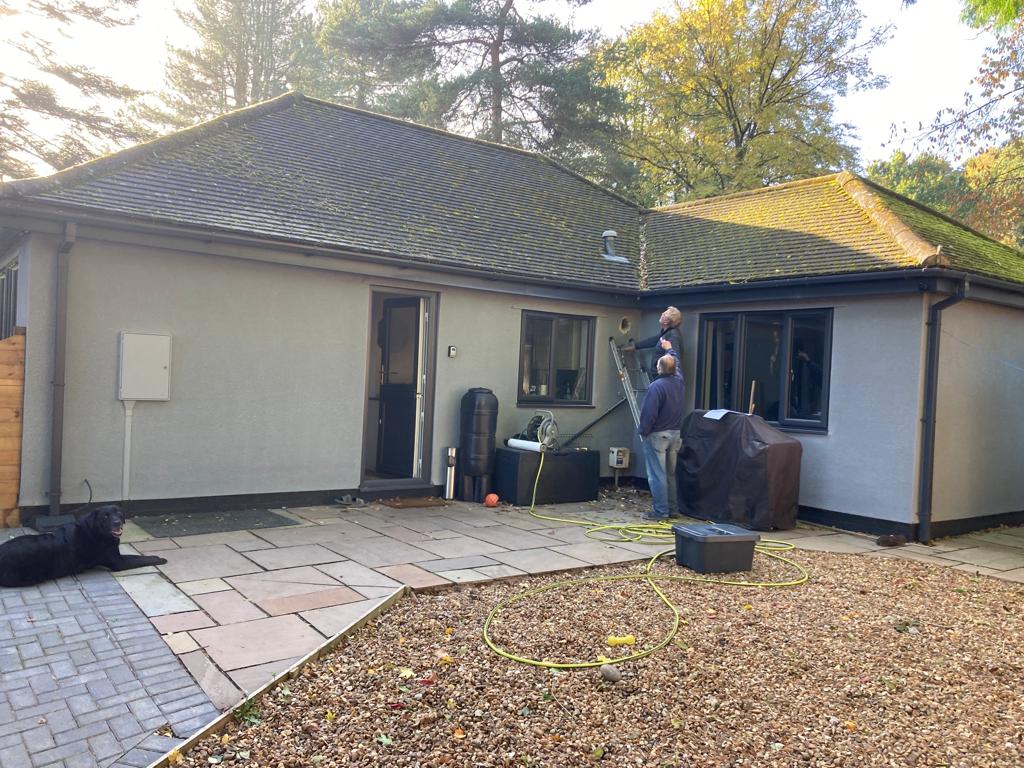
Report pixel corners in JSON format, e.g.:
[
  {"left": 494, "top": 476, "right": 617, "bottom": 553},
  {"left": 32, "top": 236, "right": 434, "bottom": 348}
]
[
  {"left": 697, "top": 309, "right": 832, "bottom": 430},
  {"left": 518, "top": 311, "right": 594, "bottom": 405}
]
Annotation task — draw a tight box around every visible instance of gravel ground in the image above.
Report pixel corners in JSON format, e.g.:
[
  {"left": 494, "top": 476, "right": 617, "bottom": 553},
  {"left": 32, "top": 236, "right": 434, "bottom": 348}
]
[{"left": 175, "top": 548, "right": 1023, "bottom": 768}]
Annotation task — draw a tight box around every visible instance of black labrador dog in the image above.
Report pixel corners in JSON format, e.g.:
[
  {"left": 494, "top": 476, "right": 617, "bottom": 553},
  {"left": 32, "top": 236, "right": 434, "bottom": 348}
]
[{"left": 0, "top": 505, "right": 167, "bottom": 587}]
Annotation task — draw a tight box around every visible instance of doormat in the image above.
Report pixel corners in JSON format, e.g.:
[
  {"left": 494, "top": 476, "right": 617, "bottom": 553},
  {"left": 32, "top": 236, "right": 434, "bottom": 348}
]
[
  {"left": 131, "top": 508, "right": 299, "bottom": 538},
  {"left": 379, "top": 496, "right": 449, "bottom": 509}
]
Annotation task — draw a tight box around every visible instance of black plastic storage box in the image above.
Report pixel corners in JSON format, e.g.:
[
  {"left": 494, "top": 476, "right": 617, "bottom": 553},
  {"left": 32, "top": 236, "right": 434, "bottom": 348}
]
[
  {"left": 493, "top": 446, "right": 600, "bottom": 506},
  {"left": 671, "top": 523, "right": 761, "bottom": 573}
]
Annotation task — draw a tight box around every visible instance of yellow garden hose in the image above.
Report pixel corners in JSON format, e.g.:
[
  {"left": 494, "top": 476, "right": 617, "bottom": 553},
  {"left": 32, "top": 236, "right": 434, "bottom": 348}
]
[{"left": 482, "top": 451, "right": 810, "bottom": 669}]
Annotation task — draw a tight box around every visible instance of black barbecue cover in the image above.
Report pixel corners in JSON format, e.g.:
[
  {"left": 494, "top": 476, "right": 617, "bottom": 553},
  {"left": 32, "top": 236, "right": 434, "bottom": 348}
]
[{"left": 678, "top": 410, "right": 802, "bottom": 531}]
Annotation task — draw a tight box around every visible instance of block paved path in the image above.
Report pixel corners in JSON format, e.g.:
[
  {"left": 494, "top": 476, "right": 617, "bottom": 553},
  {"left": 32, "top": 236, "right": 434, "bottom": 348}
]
[{"left": 0, "top": 529, "right": 219, "bottom": 768}]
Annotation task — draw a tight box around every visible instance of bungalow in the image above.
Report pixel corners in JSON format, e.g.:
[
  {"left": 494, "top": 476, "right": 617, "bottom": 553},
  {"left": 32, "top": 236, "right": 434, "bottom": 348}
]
[{"left": 0, "top": 93, "right": 1021, "bottom": 542}]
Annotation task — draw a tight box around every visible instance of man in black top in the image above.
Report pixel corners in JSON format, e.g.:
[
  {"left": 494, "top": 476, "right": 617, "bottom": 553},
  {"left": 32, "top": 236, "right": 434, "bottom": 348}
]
[
  {"left": 624, "top": 306, "right": 684, "bottom": 378},
  {"left": 638, "top": 339, "right": 685, "bottom": 521}
]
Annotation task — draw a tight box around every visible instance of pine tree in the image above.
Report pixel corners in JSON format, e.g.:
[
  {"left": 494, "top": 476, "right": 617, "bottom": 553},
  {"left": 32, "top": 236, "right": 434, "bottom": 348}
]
[
  {"left": 139, "top": 0, "right": 309, "bottom": 128},
  {"left": 0, "top": 0, "right": 145, "bottom": 179}
]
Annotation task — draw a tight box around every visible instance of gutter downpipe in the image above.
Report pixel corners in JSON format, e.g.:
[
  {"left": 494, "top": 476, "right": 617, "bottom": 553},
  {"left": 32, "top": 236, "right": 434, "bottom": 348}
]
[
  {"left": 50, "top": 223, "right": 75, "bottom": 517},
  {"left": 917, "top": 278, "right": 968, "bottom": 543}
]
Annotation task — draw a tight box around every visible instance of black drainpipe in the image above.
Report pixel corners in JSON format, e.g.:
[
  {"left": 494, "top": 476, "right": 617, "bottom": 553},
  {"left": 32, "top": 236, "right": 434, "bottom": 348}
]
[
  {"left": 917, "top": 279, "right": 968, "bottom": 543},
  {"left": 49, "top": 223, "right": 76, "bottom": 517}
]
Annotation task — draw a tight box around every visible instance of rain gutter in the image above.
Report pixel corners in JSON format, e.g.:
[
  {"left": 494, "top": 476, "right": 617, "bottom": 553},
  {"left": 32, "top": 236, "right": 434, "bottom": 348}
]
[
  {"left": 50, "top": 222, "right": 75, "bottom": 516},
  {"left": 917, "top": 279, "right": 969, "bottom": 543}
]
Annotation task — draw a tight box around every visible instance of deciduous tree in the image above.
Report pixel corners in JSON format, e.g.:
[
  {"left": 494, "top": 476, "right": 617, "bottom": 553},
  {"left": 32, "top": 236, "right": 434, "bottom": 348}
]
[
  {"left": 600, "top": 0, "right": 889, "bottom": 205},
  {"left": 0, "top": 0, "right": 144, "bottom": 179}
]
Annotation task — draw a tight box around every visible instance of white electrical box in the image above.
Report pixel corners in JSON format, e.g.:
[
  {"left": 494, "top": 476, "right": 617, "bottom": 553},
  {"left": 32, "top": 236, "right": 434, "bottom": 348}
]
[
  {"left": 608, "top": 447, "right": 630, "bottom": 469},
  {"left": 118, "top": 332, "right": 171, "bottom": 401}
]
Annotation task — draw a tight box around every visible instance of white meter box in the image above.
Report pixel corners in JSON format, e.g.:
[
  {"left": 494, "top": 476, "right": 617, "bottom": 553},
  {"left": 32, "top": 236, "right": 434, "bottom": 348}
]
[{"left": 118, "top": 332, "right": 171, "bottom": 401}]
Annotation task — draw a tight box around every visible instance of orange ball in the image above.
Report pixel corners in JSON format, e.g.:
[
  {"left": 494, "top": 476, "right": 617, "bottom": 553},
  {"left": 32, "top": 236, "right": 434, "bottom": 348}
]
[{"left": 484, "top": 493, "right": 499, "bottom": 507}]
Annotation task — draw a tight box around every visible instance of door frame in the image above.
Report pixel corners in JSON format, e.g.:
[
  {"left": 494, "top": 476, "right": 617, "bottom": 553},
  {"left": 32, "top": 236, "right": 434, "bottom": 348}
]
[{"left": 362, "top": 286, "right": 438, "bottom": 488}]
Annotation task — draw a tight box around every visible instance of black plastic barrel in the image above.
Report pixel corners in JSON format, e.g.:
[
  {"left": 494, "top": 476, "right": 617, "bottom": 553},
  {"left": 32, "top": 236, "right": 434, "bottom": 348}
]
[
  {"left": 458, "top": 388, "right": 498, "bottom": 502},
  {"left": 459, "top": 388, "right": 498, "bottom": 476}
]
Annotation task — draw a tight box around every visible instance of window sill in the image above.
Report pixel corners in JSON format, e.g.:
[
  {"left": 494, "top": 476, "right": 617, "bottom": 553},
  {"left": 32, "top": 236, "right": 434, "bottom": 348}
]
[
  {"left": 773, "top": 423, "right": 828, "bottom": 435},
  {"left": 516, "top": 401, "right": 595, "bottom": 409}
]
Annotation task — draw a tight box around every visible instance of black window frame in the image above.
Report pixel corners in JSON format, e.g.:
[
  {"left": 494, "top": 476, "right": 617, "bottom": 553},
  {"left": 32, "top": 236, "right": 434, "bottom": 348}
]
[
  {"left": 517, "top": 310, "right": 595, "bottom": 407},
  {"left": 695, "top": 308, "right": 833, "bottom": 432}
]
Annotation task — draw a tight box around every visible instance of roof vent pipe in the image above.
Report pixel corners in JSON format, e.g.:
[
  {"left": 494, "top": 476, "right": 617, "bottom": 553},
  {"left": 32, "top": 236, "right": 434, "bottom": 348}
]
[{"left": 602, "top": 230, "right": 618, "bottom": 257}]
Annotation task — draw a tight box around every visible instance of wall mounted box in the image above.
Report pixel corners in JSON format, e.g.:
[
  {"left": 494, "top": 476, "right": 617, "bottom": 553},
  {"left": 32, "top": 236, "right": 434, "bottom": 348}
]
[
  {"left": 118, "top": 332, "right": 171, "bottom": 401},
  {"left": 671, "top": 523, "right": 760, "bottom": 573}
]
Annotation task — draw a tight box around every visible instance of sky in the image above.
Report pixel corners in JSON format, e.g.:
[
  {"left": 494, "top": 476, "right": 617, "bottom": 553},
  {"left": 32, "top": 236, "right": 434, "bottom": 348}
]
[{"left": 7, "top": 0, "right": 996, "bottom": 169}]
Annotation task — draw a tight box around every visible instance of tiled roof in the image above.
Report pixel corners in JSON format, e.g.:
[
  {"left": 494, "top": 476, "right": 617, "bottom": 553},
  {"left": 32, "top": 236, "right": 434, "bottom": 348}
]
[
  {"left": 3, "top": 94, "right": 1022, "bottom": 294},
  {"left": 1, "top": 93, "right": 642, "bottom": 291},
  {"left": 643, "top": 172, "right": 1024, "bottom": 290}
]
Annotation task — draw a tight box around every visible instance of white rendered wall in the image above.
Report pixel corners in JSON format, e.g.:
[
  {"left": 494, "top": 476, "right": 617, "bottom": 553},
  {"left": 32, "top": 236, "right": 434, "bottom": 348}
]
[
  {"left": 21, "top": 236, "right": 368, "bottom": 505},
  {"left": 636, "top": 294, "right": 928, "bottom": 525},
  {"left": 931, "top": 300, "right": 1024, "bottom": 522},
  {"left": 429, "top": 288, "right": 639, "bottom": 485}
]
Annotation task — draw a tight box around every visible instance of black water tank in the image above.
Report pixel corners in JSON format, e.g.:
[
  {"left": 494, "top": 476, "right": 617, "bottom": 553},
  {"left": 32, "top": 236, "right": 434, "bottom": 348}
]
[{"left": 459, "top": 388, "right": 498, "bottom": 477}]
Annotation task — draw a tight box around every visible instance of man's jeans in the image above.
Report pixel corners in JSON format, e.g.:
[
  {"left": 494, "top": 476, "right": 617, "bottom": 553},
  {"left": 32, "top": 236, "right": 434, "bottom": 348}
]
[{"left": 642, "top": 429, "right": 682, "bottom": 518}]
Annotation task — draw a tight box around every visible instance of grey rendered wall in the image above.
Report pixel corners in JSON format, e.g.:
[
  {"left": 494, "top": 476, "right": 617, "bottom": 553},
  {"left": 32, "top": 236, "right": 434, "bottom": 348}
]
[
  {"left": 641, "top": 294, "right": 928, "bottom": 524},
  {"left": 429, "top": 288, "right": 639, "bottom": 485},
  {"left": 21, "top": 236, "right": 369, "bottom": 506},
  {"left": 931, "top": 300, "right": 1024, "bottom": 522},
  {"left": 18, "top": 234, "right": 58, "bottom": 507}
]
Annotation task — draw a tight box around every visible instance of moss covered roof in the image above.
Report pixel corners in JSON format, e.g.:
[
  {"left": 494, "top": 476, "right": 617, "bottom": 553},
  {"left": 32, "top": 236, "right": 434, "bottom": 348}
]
[
  {"left": 643, "top": 172, "right": 1024, "bottom": 289},
  {"left": 2, "top": 94, "right": 1022, "bottom": 294},
  {"left": 1, "top": 93, "right": 641, "bottom": 291}
]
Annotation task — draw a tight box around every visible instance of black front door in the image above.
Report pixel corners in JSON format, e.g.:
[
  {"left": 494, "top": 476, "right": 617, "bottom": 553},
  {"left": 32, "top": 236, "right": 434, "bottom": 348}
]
[{"left": 377, "top": 297, "right": 420, "bottom": 477}]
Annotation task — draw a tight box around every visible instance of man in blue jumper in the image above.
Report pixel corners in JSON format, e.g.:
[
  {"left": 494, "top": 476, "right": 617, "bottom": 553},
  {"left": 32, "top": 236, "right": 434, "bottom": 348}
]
[{"left": 639, "top": 338, "right": 685, "bottom": 521}]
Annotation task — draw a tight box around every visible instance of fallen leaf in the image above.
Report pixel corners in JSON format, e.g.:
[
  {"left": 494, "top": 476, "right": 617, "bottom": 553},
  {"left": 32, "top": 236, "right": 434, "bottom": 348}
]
[
  {"left": 220, "top": 734, "right": 231, "bottom": 746},
  {"left": 168, "top": 749, "right": 183, "bottom": 766},
  {"left": 398, "top": 668, "right": 414, "bottom": 679},
  {"left": 377, "top": 733, "right": 393, "bottom": 746},
  {"left": 326, "top": 710, "right": 336, "bottom": 721},
  {"left": 453, "top": 727, "right": 467, "bottom": 740}
]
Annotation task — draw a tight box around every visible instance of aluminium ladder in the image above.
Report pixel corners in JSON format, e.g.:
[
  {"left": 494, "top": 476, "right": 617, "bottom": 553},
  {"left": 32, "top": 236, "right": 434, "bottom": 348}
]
[{"left": 609, "top": 338, "right": 651, "bottom": 429}]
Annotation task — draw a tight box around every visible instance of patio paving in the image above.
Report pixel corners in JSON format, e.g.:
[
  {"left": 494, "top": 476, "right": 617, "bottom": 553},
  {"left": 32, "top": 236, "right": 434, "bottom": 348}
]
[{"left": 8, "top": 495, "right": 1024, "bottom": 768}]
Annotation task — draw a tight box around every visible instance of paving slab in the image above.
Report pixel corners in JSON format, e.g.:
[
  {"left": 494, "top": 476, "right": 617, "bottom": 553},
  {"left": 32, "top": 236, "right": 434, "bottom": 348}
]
[
  {"left": 416, "top": 555, "right": 500, "bottom": 573},
  {"left": 163, "top": 633, "right": 200, "bottom": 655},
  {"left": 252, "top": 521, "right": 378, "bottom": 547},
  {"left": 322, "top": 536, "right": 438, "bottom": 567},
  {"left": 476, "top": 564, "right": 528, "bottom": 579},
  {"left": 375, "top": 564, "right": 452, "bottom": 589},
  {"left": 257, "top": 587, "right": 364, "bottom": 616},
  {"left": 240, "top": 544, "right": 344, "bottom": 570},
  {"left": 442, "top": 524, "right": 565, "bottom": 550},
  {"left": 548, "top": 541, "right": 648, "bottom": 566},
  {"left": 178, "top": 578, "right": 232, "bottom": 596},
  {"left": 436, "top": 568, "right": 490, "bottom": 583},
  {"left": 169, "top": 531, "right": 275, "bottom": 551},
  {"left": 227, "top": 657, "right": 301, "bottom": 694},
  {"left": 177, "top": 650, "right": 243, "bottom": 710},
  {"left": 314, "top": 561, "right": 402, "bottom": 588},
  {"left": 299, "top": 593, "right": 396, "bottom": 637},
  {"left": 133, "top": 539, "right": 180, "bottom": 554},
  {"left": 488, "top": 547, "right": 593, "bottom": 574},
  {"left": 151, "top": 611, "right": 215, "bottom": 634},
  {"left": 155, "top": 545, "right": 263, "bottom": 583},
  {"left": 193, "top": 590, "right": 267, "bottom": 625},
  {"left": 115, "top": 574, "right": 198, "bottom": 618},
  {"left": 226, "top": 566, "right": 341, "bottom": 599},
  {"left": 934, "top": 546, "right": 1024, "bottom": 570},
  {"left": 410, "top": 535, "right": 509, "bottom": 559},
  {"left": 191, "top": 615, "right": 324, "bottom": 671}
]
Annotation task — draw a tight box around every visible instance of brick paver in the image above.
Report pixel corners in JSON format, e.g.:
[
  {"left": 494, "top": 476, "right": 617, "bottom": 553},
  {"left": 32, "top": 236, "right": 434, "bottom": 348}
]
[{"left": 0, "top": 531, "right": 219, "bottom": 768}]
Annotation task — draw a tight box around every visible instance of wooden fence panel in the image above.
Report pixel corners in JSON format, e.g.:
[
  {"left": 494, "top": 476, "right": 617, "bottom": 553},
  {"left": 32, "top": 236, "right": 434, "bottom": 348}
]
[{"left": 0, "top": 328, "right": 24, "bottom": 528}]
